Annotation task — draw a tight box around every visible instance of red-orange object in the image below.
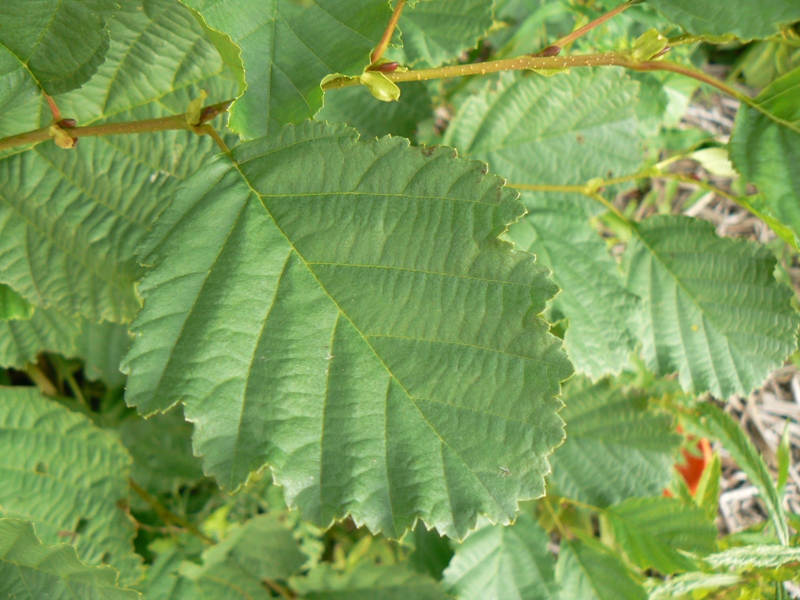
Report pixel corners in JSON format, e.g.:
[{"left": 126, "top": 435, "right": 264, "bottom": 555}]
[{"left": 675, "top": 436, "right": 713, "bottom": 495}]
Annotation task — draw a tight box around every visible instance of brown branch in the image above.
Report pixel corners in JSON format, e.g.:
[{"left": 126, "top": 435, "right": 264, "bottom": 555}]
[{"left": 371, "top": 0, "right": 406, "bottom": 64}]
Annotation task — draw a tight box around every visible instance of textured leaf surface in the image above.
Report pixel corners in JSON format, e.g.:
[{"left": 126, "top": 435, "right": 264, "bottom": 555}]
[
  {"left": 0, "top": 0, "right": 118, "bottom": 96},
  {"left": 625, "top": 215, "right": 799, "bottom": 398},
  {"left": 0, "top": 387, "right": 140, "bottom": 581},
  {"left": 684, "top": 402, "right": 789, "bottom": 545},
  {"left": 443, "top": 69, "right": 642, "bottom": 188},
  {"left": 78, "top": 321, "right": 131, "bottom": 388},
  {"left": 648, "top": 573, "right": 741, "bottom": 599},
  {"left": 0, "top": 518, "right": 139, "bottom": 600},
  {"left": 730, "top": 66, "right": 800, "bottom": 246},
  {"left": 0, "top": 0, "right": 235, "bottom": 322},
  {"left": 508, "top": 198, "right": 640, "bottom": 378},
  {"left": 0, "top": 307, "right": 82, "bottom": 368},
  {"left": 0, "top": 283, "right": 32, "bottom": 320},
  {"left": 0, "top": 46, "right": 40, "bottom": 139},
  {"left": 556, "top": 536, "right": 646, "bottom": 600},
  {"left": 392, "top": 0, "right": 495, "bottom": 68},
  {"left": 179, "top": 0, "right": 389, "bottom": 138},
  {"left": 123, "top": 120, "right": 573, "bottom": 539},
  {"left": 442, "top": 514, "right": 559, "bottom": 600},
  {"left": 645, "top": 0, "right": 800, "bottom": 40},
  {"left": 704, "top": 545, "right": 800, "bottom": 570},
  {"left": 607, "top": 497, "right": 717, "bottom": 574},
  {"left": 548, "top": 377, "right": 680, "bottom": 507},
  {"left": 293, "top": 562, "right": 448, "bottom": 599}
]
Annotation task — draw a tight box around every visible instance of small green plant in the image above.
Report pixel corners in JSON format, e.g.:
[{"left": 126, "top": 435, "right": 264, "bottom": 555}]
[{"left": 0, "top": 0, "right": 799, "bottom": 597}]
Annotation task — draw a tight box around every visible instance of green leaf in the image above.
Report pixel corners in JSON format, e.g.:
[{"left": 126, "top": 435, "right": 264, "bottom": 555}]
[
  {"left": 730, "top": 66, "right": 800, "bottom": 247},
  {"left": 647, "top": 572, "right": 742, "bottom": 599},
  {"left": 682, "top": 402, "right": 790, "bottom": 545},
  {"left": 556, "top": 535, "right": 647, "bottom": 600},
  {"left": 118, "top": 407, "right": 205, "bottom": 496},
  {"left": 0, "top": 46, "right": 40, "bottom": 138},
  {"left": 0, "top": 283, "right": 32, "bottom": 320},
  {"left": 0, "top": 0, "right": 236, "bottom": 323},
  {"left": 777, "top": 422, "right": 791, "bottom": 497},
  {"left": 443, "top": 69, "right": 642, "bottom": 188},
  {"left": 77, "top": 321, "right": 131, "bottom": 388},
  {"left": 292, "top": 561, "right": 448, "bottom": 599},
  {"left": 607, "top": 497, "right": 717, "bottom": 574},
  {"left": 624, "top": 215, "right": 800, "bottom": 398},
  {"left": 645, "top": 0, "right": 800, "bottom": 41},
  {"left": 391, "top": 0, "right": 495, "bottom": 68},
  {"left": 0, "top": 387, "right": 141, "bottom": 582},
  {"left": 0, "top": 518, "right": 139, "bottom": 600},
  {"left": 0, "top": 1, "right": 118, "bottom": 96},
  {"left": 178, "top": 0, "right": 390, "bottom": 138},
  {"left": 693, "top": 452, "right": 722, "bottom": 522},
  {"left": 704, "top": 545, "right": 800, "bottom": 570},
  {"left": 442, "top": 514, "right": 560, "bottom": 600},
  {"left": 0, "top": 307, "right": 82, "bottom": 369},
  {"left": 507, "top": 198, "right": 640, "bottom": 378},
  {"left": 123, "top": 120, "right": 573, "bottom": 539},
  {"left": 548, "top": 376, "right": 680, "bottom": 507},
  {"left": 408, "top": 522, "right": 454, "bottom": 581}
]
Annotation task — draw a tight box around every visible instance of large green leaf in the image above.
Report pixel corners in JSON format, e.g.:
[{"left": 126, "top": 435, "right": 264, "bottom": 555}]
[
  {"left": 508, "top": 198, "right": 640, "bottom": 378},
  {"left": 556, "top": 536, "right": 646, "bottom": 600},
  {"left": 0, "top": 518, "right": 139, "bottom": 600},
  {"left": 78, "top": 321, "right": 131, "bottom": 388},
  {"left": 730, "top": 66, "right": 800, "bottom": 246},
  {"left": 442, "top": 514, "right": 559, "bottom": 600},
  {"left": 0, "top": 0, "right": 236, "bottom": 323},
  {"left": 443, "top": 69, "right": 642, "bottom": 187},
  {"left": 682, "top": 402, "right": 789, "bottom": 545},
  {"left": 548, "top": 377, "right": 680, "bottom": 507},
  {"left": 178, "top": 0, "right": 390, "bottom": 139},
  {"left": 0, "top": 46, "right": 40, "bottom": 139},
  {"left": 0, "top": 1, "right": 118, "bottom": 96},
  {"left": 391, "top": 0, "right": 495, "bottom": 68},
  {"left": 624, "top": 215, "right": 799, "bottom": 398},
  {"left": 0, "top": 307, "right": 82, "bottom": 368},
  {"left": 0, "top": 283, "right": 32, "bottom": 320},
  {"left": 123, "top": 121, "right": 573, "bottom": 539},
  {"left": 0, "top": 387, "right": 140, "bottom": 582},
  {"left": 607, "top": 497, "right": 717, "bottom": 574},
  {"left": 292, "top": 562, "right": 448, "bottom": 599},
  {"left": 645, "top": 0, "right": 800, "bottom": 41}
]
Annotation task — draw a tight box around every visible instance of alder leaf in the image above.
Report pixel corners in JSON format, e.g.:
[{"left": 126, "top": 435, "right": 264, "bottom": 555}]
[
  {"left": 0, "top": 0, "right": 237, "bottom": 322},
  {"left": 645, "top": 0, "right": 800, "bottom": 41},
  {"left": 0, "top": 283, "right": 32, "bottom": 320},
  {"left": 0, "top": 0, "right": 118, "bottom": 96},
  {"left": 0, "top": 518, "right": 139, "bottom": 600},
  {"left": 442, "top": 514, "right": 560, "bottom": 600},
  {"left": 607, "top": 497, "right": 717, "bottom": 574},
  {"left": 624, "top": 215, "right": 800, "bottom": 398},
  {"left": 548, "top": 377, "right": 680, "bottom": 507},
  {"left": 178, "top": 0, "right": 390, "bottom": 138},
  {"left": 508, "top": 198, "right": 640, "bottom": 378},
  {"left": 123, "top": 121, "right": 573, "bottom": 539},
  {"left": 0, "top": 46, "right": 41, "bottom": 139},
  {"left": 556, "top": 535, "right": 646, "bottom": 600},
  {"left": 0, "top": 307, "right": 83, "bottom": 368},
  {"left": 0, "top": 387, "right": 141, "bottom": 582},
  {"left": 390, "top": 0, "right": 495, "bottom": 68},
  {"left": 730, "top": 65, "right": 800, "bottom": 246}
]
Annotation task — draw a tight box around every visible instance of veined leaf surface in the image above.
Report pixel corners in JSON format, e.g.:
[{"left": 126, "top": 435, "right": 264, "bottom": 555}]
[
  {"left": 0, "top": 387, "right": 140, "bottom": 581},
  {"left": 0, "top": 0, "right": 236, "bottom": 322},
  {"left": 0, "top": 283, "right": 32, "bottom": 320},
  {"left": 556, "top": 536, "right": 646, "bottom": 600},
  {"left": 0, "top": 518, "right": 139, "bottom": 600},
  {"left": 624, "top": 215, "right": 799, "bottom": 398},
  {"left": 0, "top": 0, "right": 118, "bottom": 96},
  {"left": 178, "top": 0, "right": 390, "bottom": 138},
  {"left": 0, "top": 306, "right": 83, "bottom": 368},
  {"left": 123, "top": 121, "right": 573, "bottom": 539}
]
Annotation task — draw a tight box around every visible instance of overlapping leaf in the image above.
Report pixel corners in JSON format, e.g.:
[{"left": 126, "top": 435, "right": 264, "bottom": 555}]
[
  {"left": 556, "top": 536, "right": 646, "bottom": 600},
  {"left": 607, "top": 497, "right": 717, "bottom": 574},
  {"left": 0, "top": 0, "right": 236, "bottom": 322},
  {"left": 704, "top": 545, "right": 800, "bottom": 570},
  {"left": 123, "top": 120, "right": 573, "bottom": 539},
  {"left": 646, "top": 0, "right": 800, "bottom": 41},
  {"left": 443, "top": 514, "right": 559, "bottom": 600},
  {"left": 730, "top": 66, "right": 800, "bottom": 246},
  {"left": 0, "top": 46, "right": 41, "bottom": 139},
  {"left": 0, "top": 0, "right": 118, "bottom": 96},
  {"left": 0, "top": 283, "right": 32, "bottom": 320},
  {"left": 178, "top": 0, "right": 390, "bottom": 138},
  {"left": 293, "top": 562, "right": 448, "bottom": 599},
  {"left": 0, "top": 387, "right": 140, "bottom": 581},
  {"left": 0, "top": 306, "right": 82, "bottom": 368},
  {"left": 548, "top": 377, "right": 680, "bottom": 507},
  {"left": 0, "top": 518, "right": 139, "bottom": 600},
  {"left": 624, "top": 215, "right": 799, "bottom": 398},
  {"left": 443, "top": 69, "right": 643, "bottom": 377}
]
